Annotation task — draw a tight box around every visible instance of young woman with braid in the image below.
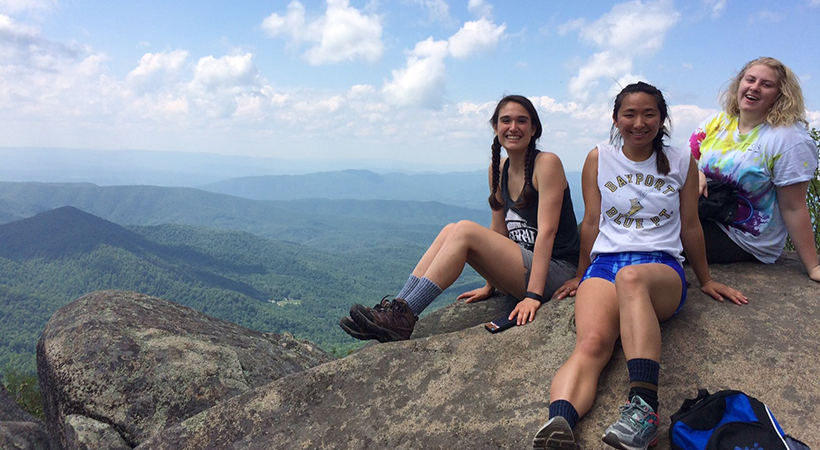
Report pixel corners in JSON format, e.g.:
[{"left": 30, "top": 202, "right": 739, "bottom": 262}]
[
  {"left": 532, "top": 82, "right": 745, "bottom": 450},
  {"left": 339, "top": 94, "right": 580, "bottom": 343}
]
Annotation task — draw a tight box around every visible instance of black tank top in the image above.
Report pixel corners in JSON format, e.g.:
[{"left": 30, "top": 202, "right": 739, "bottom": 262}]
[{"left": 501, "top": 152, "right": 580, "bottom": 265}]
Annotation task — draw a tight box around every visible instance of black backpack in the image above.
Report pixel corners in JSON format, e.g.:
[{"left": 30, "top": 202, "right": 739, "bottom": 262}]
[{"left": 669, "top": 389, "right": 808, "bottom": 450}]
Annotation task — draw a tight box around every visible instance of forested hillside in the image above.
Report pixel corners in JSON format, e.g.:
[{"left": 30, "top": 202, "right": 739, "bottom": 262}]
[{"left": 0, "top": 206, "right": 484, "bottom": 375}]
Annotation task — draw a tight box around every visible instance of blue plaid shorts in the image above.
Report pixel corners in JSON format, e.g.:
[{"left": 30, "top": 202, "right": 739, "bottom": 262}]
[{"left": 582, "top": 251, "right": 687, "bottom": 314}]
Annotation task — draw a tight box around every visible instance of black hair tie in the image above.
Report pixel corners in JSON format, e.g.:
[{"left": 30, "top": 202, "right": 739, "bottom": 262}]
[{"left": 525, "top": 291, "right": 547, "bottom": 303}]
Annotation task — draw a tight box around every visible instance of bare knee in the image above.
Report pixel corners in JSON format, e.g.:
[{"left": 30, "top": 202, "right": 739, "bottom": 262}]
[
  {"left": 615, "top": 266, "right": 647, "bottom": 297},
  {"left": 451, "top": 220, "right": 481, "bottom": 240},
  {"left": 439, "top": 222, "right": 459, "bottom": 238},
  {"left": 575, "top": 332, "right": 616, "bottom": 362}
]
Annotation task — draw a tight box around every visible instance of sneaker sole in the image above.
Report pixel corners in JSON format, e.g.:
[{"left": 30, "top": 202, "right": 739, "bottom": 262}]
[
  {"left": 602, "top": 431, "right": 659, "bottom": 450},
  {"left": 349, "top": 307, "right": 408, "bottom": 342},
  {"left": 532, "top": 416, "right": 577, "bottom": 450},
  {"left": 339, "top": 317, "right": 375, "bottom": 341}
]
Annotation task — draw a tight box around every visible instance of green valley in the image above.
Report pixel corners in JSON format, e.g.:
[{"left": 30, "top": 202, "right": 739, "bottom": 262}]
[{"left": 0, "top": 203, "right": 487, "bottom": 375}]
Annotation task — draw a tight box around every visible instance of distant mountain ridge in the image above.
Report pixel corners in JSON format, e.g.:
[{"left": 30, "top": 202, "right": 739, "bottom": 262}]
[
  {"left": 200, "top": 168, "right": 585, "bottom": 219},
  {"left": 0, "top": 147, "right": 484, "bottom": 187},
  {"left": 200, "top": 169, "right": 491, "bottom": 209},
  {"left": 0, "top": 181, "right": 489, "bottom": 252}
]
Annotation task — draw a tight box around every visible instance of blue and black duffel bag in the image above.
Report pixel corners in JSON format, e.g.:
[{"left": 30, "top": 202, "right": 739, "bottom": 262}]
[{"left": 669, "top": 389, "right": 810, "bottom": 450}]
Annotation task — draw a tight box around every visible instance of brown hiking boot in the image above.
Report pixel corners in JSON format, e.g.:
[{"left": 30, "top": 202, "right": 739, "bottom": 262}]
[
  {"left": 350, "top": 298, "right": 417, "bottom": 342},
  {"left": 339, "top": 297, "right": 393, "bottom": 341}
]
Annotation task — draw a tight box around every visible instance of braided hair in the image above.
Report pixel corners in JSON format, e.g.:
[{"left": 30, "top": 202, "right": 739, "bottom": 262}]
[
  {"left": 610, "top": 81, "right": 671, "bottom": 175},
  {"left": 488, "top": 95, "right": 543, "bottom": 211}
]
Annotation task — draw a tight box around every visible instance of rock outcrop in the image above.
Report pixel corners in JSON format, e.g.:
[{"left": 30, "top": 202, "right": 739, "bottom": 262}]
[
  {"left": 0, "top": 384, "right": 52, "bottom": 450},
  {"left": 134, "top": 253, "right": 820, "bottom": 449},
  {"left": 36, "top": 291, "right": 332, "bottom": 450}
]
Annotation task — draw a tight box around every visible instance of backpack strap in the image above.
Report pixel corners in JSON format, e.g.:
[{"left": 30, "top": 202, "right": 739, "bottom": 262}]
[
  {"left": 680, "top": 389, "right": 710, "bottom": 411},
  {"left": 670, "top": 388, "right": 710, "bottom": 424}
]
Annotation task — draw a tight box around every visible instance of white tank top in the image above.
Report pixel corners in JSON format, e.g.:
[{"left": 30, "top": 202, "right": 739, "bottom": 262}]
[{"left": 590, "top": 143, "right": 691, "bottom": 263}]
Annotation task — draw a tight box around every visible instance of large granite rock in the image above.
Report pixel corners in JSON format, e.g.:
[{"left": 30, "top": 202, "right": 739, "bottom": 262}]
[
  {"left": 37, "top": 290, "right": 333, "bottom": 450},
  {"left": 136, "top": 253, "right": 820, "bottom": 449},
  {"left": 0, "top": 384, "right": 52, "bottom": 450}
]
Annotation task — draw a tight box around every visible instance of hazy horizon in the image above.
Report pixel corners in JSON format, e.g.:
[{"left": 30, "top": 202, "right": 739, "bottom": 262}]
[{"left": 1, "top": 0, "right": 817, "bottom": 174}]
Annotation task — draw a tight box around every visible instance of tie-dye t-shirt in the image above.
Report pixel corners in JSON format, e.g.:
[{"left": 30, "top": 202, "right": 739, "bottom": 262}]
[{"left": 690, "top": 112, "right": 818, "bottom": 263}]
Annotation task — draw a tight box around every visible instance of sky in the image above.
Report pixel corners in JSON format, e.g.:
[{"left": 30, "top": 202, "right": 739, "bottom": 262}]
[{"left": 1, "top": 0, "right": 819, "bottom": 173}]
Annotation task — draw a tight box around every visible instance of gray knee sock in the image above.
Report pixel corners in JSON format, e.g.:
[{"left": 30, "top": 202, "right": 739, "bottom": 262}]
[
  {"left": 403, "top": 277, "right": 442, "bottom": 316},
  {"left": 396, "top": 275, "right": 420, "bottom": 300}
]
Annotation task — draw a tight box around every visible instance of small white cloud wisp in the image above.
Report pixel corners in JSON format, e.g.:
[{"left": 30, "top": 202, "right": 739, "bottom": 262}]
[{"left": 261, "top": 0, "right": 383, "bottom": 65}]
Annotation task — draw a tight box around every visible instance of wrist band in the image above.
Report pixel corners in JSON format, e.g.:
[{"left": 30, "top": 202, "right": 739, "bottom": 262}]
[{"left": 524, "top": 291, "right": 545, "bottom": 303}]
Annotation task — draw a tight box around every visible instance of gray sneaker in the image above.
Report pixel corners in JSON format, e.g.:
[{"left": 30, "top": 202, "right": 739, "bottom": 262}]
[
  {"left": 532, "top": 416, "right": 578, "bottom": 450},
  {"left": 602, "top": 396, "right": 660, "bottom": 450}
]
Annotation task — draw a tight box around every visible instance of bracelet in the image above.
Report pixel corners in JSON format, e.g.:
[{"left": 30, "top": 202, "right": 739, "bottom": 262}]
[{"left": 524, "top": 291, "right": 547, "bottom": 303}]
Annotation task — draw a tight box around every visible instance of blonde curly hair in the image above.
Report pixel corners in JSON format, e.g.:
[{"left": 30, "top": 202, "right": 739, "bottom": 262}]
[{"left": 722, "top": 56, "right": 807, "bottom": 128}]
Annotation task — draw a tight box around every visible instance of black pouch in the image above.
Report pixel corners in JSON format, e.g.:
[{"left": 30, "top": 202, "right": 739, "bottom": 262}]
[{"left": 698, "top": 179, "right": 752, "bottom": 225}]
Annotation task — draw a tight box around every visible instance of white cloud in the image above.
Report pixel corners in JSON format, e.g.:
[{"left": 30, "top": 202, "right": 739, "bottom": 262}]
[
  {"left": 127, "top": 50, "right": 189, "bottom": 93},
  {"left": 749, "top": 10, "right": 784, "bottom": 24},
  {"left": 557, "top": 18, "right": 586, "bottom": 35},
  {"left": 184, "top": 53, "right": 271, "bottom": 119},
  {"left": 569, "top": 51, "right": 634, "bottom": 100},
  {"left": 669, "top": 104, "right": 718, "bottom": 148},
  {"left": 0, "top": 13, "right": 113, "bottom": 118},
  {"left": 577, "top": 0, "right": 679, "bottom": 54},
  {"left": 0, "top": 12, "right": 37, "bottom": 37},
  {"left": 261, "top": 0, "right": 383, "bottom": 65},
  {"left": 382, "top": 37, "right": 448, "bottom": 108},
  {"left": 0, "top": 0, "right": 56, "bottom": 14},
  {"left": 348, "top": 84, "right": 378, "bottom": 99},
  {"left": 567, "top": 0, "right": 680, "bottom": 100},
  {"left": 0, "top": 14, "right": 90, "bottom": 70},
  {"left": 261, "top": 1, "right": 308, "bottom": 41},
  {"left": 410, "top": 0, "right": 450, "bottom": 23},
  {"left": 447, "top": 18, "right": 505, "bottom": 59},
  {"left": 192, "top": 53, "right": 257, "bottom": 88},
  {"left": 703, "top": 0, "right": 727, "bottom": 18},
  {"left": 468, "top": 0, "right": 493, "bottom": 20},
  {"left": 807, "top": 110, "right": 820, "bottom": 130}
]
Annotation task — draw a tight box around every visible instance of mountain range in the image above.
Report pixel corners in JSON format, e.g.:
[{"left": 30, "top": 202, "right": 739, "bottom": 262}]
[{"left": 0, "top": 181, "right": 490, "bottom": 252}]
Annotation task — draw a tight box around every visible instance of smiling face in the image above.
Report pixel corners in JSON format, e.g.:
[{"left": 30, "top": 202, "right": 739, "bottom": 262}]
[
  {"left": 736, "top": 64, "right": 781, "bottom": 120},
  {"left": 613, "top": 92, "right": 661, "bottom": 153},
  {"left": 493, "top": 101, "right": 536, "bottom": 152}
]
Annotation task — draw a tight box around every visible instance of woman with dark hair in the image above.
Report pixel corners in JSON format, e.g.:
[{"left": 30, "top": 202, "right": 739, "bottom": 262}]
[
  {"left": 339, "top": 94, "right": 580, "bottom": 343},
  {"left": 533, "top": 82, "right": 745, "bottom": 450},
  {"left": 690, "top": 57, "right": 819, "bottom": 282}
]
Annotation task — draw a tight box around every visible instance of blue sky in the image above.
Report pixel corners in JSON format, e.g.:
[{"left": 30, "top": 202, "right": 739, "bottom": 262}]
[{"left": 1, "top": 0, "right": 818, "bottom": 172}]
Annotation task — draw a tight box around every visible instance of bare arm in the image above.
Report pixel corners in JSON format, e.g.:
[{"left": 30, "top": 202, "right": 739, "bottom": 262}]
[
  {"left": 554, "top": 148, "right": 601, "bottom": 299},
  {"left": 679, "top": 157, "right": 748, "bottom": 304},
  {"left": 776, "top": 181, "right": 820, "bottom": 282},
  {"left": 509, "top": 152, "right": 565, "bottom": 324}
]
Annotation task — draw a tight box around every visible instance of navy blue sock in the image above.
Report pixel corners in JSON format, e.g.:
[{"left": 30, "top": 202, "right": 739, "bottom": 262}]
[
  {"left": 548, "top": 400, "right": 579, "bottom": 429},
  {"left": 627, "top": 358, "right": 659, "bottom": 412}
]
